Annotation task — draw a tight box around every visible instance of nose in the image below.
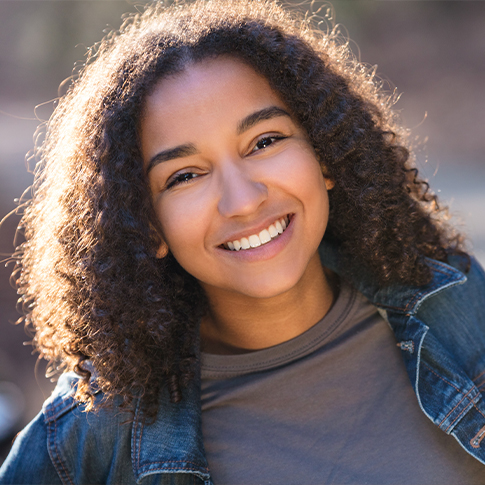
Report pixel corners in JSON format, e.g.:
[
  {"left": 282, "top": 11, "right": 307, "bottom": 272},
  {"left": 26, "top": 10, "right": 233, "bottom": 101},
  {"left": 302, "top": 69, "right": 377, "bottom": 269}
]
[{"left": 217, "top": 163, "right": 268, "bottom": 218}]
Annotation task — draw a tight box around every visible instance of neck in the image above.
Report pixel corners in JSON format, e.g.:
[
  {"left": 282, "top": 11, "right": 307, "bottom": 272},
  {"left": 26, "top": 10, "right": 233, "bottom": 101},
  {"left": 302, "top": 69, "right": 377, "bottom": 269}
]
[{"left": 200, "top": 252, "right": 337, "bottom": 354}]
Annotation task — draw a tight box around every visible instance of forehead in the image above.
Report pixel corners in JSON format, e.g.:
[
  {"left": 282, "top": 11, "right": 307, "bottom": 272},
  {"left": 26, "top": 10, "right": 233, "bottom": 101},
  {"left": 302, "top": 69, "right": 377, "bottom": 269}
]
[{"left": 139, "top": 57, "right": 288, "bottom": 156}]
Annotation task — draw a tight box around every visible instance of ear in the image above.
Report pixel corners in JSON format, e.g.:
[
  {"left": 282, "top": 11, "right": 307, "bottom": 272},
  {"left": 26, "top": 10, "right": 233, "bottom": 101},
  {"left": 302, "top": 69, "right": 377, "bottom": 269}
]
[
  {"left": 156, "top": 241, "right": 169, "bottom": 259},
  {"left": 324, "top": 177, "right": 335, "bottom": 190},
  {"left": 319, "top": 162, "right": 334, "bottom": 190}
]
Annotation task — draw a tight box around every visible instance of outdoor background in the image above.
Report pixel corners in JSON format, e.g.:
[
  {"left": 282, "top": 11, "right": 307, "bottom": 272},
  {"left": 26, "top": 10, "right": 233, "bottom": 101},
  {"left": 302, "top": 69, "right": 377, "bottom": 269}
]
[{"left": 0, "top": 0, "right": 484, "bottom": 463}]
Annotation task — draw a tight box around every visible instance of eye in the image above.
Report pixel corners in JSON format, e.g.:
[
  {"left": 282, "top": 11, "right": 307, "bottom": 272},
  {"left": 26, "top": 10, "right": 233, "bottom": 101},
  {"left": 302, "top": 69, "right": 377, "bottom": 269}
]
[
  {"left": 251, "top": 135, "right": 287, "bottom": 153},
  {"left": 166, "top": 171, "right": 200, "bottom": 189}
]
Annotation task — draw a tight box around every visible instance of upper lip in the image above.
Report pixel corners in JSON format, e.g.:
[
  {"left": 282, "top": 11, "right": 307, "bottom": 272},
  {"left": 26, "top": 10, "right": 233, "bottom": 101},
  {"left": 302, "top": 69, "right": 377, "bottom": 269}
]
[{"left": 217, "top": 213, "right": 292, "bottom": 246}]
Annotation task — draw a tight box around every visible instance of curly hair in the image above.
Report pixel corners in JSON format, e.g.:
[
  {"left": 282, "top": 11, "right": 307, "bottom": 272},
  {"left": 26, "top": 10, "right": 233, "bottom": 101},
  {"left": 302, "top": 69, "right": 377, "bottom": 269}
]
[{"left": 13, "top": 0, "right": 464, "bottom": 418}]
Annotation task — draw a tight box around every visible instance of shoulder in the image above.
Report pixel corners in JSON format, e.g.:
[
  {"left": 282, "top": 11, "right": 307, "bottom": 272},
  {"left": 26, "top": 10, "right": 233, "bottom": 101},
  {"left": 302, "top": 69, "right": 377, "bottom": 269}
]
[
  {"left": 42, "top": 370, "right": 133, "bottom": 432},
  {"left": 418, "top": 254, "right": 485, "bottom": 324},
  {"left": 0, "top": 372, "right": 137, "bottom": 485},
  {"left": 454, "top": 254, "right": 485, "bottom": 300},
  {"left": 417, "top": 255, "right": 485, "bottom": 369},
  {"left": 0, "top": 408, "right": 60, "bottom": 484}
]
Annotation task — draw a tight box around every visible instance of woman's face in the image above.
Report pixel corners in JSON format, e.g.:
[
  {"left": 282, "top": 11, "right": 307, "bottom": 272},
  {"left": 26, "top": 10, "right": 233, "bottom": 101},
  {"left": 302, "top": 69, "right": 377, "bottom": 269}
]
[{"left": 140, "top": 57, "right": 332, "bottom": 300}]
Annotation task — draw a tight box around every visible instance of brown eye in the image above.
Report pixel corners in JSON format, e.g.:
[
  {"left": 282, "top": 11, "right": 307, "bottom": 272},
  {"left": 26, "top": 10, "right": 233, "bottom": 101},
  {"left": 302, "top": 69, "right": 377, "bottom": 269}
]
[
  {"left": 252, "top": 135, "right": 287, "bottom": 153},
  {"left": 167, "top": 172, "right": 199, "bottom": 189}
]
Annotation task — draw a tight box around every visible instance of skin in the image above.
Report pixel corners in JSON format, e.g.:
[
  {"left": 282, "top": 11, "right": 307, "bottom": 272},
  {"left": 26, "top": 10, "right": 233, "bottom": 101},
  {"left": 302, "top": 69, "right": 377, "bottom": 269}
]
[{"left": 140, "top": 57, "right": 336, "bottom": 354}]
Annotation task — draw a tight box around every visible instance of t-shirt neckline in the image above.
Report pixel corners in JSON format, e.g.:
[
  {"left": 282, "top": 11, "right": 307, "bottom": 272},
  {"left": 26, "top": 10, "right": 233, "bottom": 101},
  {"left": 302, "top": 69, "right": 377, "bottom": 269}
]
[{"left": 201, "top": 282, "right": 357, "bottom": 378}]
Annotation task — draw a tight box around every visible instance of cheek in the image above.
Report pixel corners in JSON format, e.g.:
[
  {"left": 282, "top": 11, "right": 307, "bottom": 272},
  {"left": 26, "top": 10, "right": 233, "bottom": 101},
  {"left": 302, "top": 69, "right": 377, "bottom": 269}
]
[
  {"left": 271, "top": 148, "right": 329, "bottom": 212},
  {"left": 272, "top": 142, "right": 323, "bottom": 183},
  {"left": 286, "top": 153, "right": 330, "bottom": 240},
  {"left": 154, "top": 192, "right": 211, "bottom": 260}
]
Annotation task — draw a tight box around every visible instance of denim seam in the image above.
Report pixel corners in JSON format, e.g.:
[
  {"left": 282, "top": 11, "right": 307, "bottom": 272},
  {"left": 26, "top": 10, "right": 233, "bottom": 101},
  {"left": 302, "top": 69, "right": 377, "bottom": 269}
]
[
  {"left": 46, "top": 421, "right": 63, "bottom": 484},
  {"left": 473, "top": 369, "right": 485, "bottom": 382},
  {"left": 47, "top": 419, "right": 74, "bottom": 485},
  {"left": 45, "top": 395, "right": 76, "bottom": 421},
  {"left": 382, "top": 263, "right": 465, "bottom": 313},
  {"left": 473, "top": 369, "right": 485, "bottom": 390},
  {"left": 138, "top": 464, "right": 208, "bottom": 471},
  {"left": 442, "top": 388, "right": 475, "bottom": 433},
  {"left": 133, "top": 402, "right": 142, "bottom": 470},
  {"left": 422, "top": 361, "right": 464, "bottom": 394},
  {"left": 133, "top": 407, "right": 210, "bottom": 474},
  {"left": 131, "top": 401, "right": 140, "bottom": 479},
  {"left": 379, "top": 279, "right": 454, "bottom": 313},
  {"left": 440, "top": 388, "right": 473, "bottom": 424},
  {"left": 473, "top": 404, "right": 485, "bottom": 421},
  {"left": 134, "top": 422, "right": 210, "bottom": 473},
  {"left": 139, "top": 461, "right": 209, "bottom": 467},
  {"left": 421, "top": 362, "right": 476, "bottom": 432},
  {"left": 403, "top": 263, "right": 456, "bottom": 312},
  {"left": 54, "top": 418, "right": 74, "bottom": 485},
  {"left": 405, "top": 291, "right": 426, "bottom": 312},
  {"left": 475, "top": 377, "right": 485, "bottom": 390},
  {"left": 137, "top": 420, "right": 144, "bottom": 470},
  {"left": 470, "top": 424, "right": 485, "bottom": 448},
  {"left": 49, "top": 402, "right": 75, "bottom": 420}
]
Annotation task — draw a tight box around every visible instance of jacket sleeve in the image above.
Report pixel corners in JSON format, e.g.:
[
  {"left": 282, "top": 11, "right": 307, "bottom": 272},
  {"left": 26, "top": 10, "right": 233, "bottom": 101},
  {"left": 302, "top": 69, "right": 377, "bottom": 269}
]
[{"left": 0, "top": 410, "right": 62, "bottom": 485}]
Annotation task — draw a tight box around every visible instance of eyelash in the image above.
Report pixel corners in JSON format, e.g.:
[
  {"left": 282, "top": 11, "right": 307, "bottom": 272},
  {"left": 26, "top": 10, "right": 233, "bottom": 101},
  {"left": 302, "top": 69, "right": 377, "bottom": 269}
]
[
  {"left": 166, "top": 171, "right": 199, "bottom": 189},
  {"left": 165, "top": 134, "right": 288, "bottom": 190},
  {"left": 251, "top": 135, "right": 287, "bottom": 153}
]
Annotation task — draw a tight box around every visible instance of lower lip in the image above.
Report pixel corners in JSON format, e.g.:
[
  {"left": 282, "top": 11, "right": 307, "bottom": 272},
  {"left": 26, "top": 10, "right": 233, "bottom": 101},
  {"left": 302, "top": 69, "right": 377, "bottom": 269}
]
[{"left": 216, "top": 215, "right": 295, "bottom": 263}]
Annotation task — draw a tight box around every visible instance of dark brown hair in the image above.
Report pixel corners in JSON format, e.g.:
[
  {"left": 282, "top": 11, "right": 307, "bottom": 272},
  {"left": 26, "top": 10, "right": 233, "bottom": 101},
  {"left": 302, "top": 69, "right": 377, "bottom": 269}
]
[{"left": 13, "top": 0, "right": 464, "bottom": 418}]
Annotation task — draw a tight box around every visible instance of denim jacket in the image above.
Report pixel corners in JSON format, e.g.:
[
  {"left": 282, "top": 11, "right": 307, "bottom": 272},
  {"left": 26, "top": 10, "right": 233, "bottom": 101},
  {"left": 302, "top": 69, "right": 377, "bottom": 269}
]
[{"left": 2, "top": 242, "right": 485, "bottom": 484}]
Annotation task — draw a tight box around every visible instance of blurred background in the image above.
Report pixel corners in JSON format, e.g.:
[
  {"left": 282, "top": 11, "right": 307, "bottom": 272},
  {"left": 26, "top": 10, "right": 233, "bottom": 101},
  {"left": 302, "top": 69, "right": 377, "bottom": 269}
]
[{"left": 0, "top": 0, "right": 484, "bottom": 463}]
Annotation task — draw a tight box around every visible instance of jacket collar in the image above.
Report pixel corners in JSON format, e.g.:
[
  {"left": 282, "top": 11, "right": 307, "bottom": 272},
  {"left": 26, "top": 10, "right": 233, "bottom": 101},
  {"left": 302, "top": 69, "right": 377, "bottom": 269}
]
[{"left": 318, "top": 239, "right": 467, "bottom": 315}]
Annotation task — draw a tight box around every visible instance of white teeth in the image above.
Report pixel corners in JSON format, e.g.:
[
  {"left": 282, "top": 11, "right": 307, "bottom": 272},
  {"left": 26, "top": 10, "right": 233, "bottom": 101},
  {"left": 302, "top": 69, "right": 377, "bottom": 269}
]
[
  {"left": 268, "top": 224, "right": 278, "bottom": 238},
  {"left": 249, "top": 235, "right": 261, "bottom": 248},
  {"left": 240, "top": 237, "right": 250, "bottom": 250},
  {"left": 259, "top": 229, "right": 271, "bottom": 244},
  {"left": 224, "top": 216, "right": 290, "bottom": 251}
]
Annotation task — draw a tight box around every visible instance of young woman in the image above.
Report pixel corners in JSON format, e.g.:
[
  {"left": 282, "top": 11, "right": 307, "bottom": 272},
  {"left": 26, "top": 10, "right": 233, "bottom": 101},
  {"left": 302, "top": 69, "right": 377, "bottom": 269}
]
[{"left": 1, "top": 1, "right": 485, "bottom": 483}]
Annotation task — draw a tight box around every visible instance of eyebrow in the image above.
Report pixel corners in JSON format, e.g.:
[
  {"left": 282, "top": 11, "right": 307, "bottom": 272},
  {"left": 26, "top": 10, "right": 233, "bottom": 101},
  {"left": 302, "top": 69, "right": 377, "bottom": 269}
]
[
  {"left": 147, "top": 144, "right": 197, "bottom": 173},
  {"left": 237, "top": 106, "right": 291, "bottom": 135},
  {"left": 146, "top": 105, "right": 292, "bottom": 173}
]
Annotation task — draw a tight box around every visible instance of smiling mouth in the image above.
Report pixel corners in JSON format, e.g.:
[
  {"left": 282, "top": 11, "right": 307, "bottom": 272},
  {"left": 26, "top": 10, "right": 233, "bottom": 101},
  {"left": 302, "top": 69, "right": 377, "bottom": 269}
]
[{"left": 222, "top": 215, "right": 291, "bottom": 251}]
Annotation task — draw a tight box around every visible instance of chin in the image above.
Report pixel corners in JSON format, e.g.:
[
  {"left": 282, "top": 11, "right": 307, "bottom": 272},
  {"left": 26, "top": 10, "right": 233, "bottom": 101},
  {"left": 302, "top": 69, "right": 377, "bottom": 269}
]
[{"left": 229, "top": 271, "right": 304, "bottom": 300}]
